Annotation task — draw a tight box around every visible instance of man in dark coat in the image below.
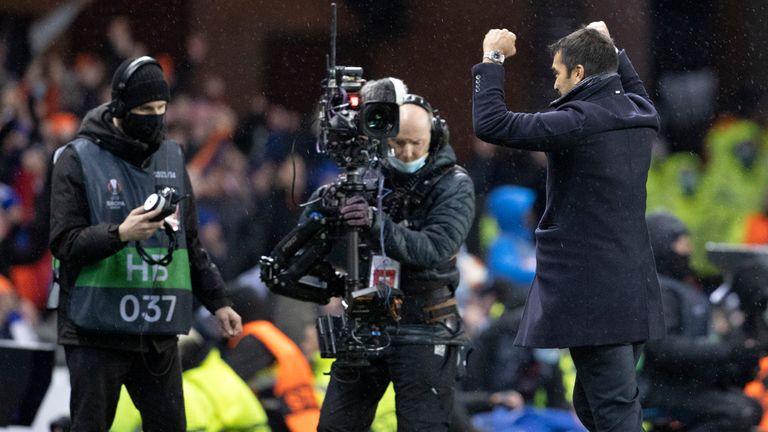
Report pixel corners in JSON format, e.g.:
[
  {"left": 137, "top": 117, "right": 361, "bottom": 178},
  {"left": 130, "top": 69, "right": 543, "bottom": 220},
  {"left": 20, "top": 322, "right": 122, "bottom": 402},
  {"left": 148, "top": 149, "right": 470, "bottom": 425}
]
[
  {"left": 49, "top": 56, "right": 242, "bottom": 431},
  {"left": 472, "top": 22, "right": 664, "bottom": 431}
]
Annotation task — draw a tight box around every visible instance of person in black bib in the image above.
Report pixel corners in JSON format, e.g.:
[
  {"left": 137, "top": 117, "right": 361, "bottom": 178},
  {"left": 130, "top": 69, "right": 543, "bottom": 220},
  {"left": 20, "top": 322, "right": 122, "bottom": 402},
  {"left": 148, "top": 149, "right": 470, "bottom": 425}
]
[{"left": 49, "top": 56, "right": 242, "bottom": 431}]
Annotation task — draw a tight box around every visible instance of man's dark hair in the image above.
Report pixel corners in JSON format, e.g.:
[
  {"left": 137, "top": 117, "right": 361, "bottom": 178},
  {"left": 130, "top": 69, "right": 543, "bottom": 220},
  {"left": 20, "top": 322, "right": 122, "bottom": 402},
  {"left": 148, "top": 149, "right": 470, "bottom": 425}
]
[{"left": 549, "top": 27, "right": 618, "bottom": 77}]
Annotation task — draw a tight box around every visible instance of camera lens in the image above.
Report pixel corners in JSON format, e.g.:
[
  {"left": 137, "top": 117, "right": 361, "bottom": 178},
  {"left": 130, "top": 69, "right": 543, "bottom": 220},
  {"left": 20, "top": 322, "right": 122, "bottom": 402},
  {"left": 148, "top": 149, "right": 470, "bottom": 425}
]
[
  {"left": 144, "top": 194, "right": 161, "bottom": 212},
  {"left": 366, "top": 106, "right": 393, "bottom": 131},
  {"left": 361, "top": 102, "right": 399, "bottom": 138}
]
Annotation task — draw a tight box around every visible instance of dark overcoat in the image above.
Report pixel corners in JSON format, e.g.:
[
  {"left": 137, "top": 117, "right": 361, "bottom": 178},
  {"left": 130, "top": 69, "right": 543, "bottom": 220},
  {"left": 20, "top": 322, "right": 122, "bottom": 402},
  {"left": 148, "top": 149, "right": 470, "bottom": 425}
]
[{"left": 472, "top": 50, "right": 665, "bottom": 347}]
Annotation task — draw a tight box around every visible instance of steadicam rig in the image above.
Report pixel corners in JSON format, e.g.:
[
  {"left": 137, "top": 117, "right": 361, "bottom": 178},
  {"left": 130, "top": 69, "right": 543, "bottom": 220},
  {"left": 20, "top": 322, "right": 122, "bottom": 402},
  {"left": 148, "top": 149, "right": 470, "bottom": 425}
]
[{"left": 259, "top": 3, "right": 410, "bottom": 368}]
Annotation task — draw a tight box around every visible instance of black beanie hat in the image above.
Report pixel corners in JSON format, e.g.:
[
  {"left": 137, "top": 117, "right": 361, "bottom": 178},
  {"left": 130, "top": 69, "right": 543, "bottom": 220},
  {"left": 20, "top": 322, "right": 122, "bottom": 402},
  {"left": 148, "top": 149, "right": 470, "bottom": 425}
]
[
  {"left": 646, "top": 212, "right": 689, "bottom": 256},
  {"left": 111, "top": 57, "right": 170, "bottom": 116}
]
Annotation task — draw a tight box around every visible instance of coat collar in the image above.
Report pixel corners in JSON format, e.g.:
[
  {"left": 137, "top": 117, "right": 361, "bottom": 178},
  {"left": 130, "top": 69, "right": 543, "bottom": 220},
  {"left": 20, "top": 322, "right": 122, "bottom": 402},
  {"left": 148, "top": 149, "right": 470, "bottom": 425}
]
[{"left": 549, "top": 72, "right": 620, "bottom": 108}]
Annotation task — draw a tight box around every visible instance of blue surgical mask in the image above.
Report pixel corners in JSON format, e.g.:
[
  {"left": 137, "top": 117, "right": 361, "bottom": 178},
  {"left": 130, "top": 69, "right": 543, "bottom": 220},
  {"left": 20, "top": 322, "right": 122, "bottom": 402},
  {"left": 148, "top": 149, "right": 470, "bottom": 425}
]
[{"left": 387, "top": 153, "right": 428, "bottom": 174}]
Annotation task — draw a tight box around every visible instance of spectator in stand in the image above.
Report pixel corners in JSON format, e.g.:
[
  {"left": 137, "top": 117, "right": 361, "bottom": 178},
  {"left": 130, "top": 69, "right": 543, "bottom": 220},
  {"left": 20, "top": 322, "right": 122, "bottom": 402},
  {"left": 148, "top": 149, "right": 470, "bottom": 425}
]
[
  {"left": 233, "top": 95, "right": 270, "bottom": 160},
  {"left": 174, "top": 32, "right": 209, "bottom": 96},
  {"left": 485, "top": 185, "right": 537, "bottom": 289},
  {"left": 463, "top": 137, "right": 546, "bottom": 257},
  {"left": 0, "top": 274, "right": 37, "bottom": 343},
  {"left": 744, "top": 190, "right": 768, "bottom": 244},
  {"left": 71, "top": 53, "right": 108, "bottom": 118},
  {"left": 104, "top": 17, "right": 138, "bottom": 72},
  {"left": 641, "top": 212, "right": 762, "bottom": 431}
]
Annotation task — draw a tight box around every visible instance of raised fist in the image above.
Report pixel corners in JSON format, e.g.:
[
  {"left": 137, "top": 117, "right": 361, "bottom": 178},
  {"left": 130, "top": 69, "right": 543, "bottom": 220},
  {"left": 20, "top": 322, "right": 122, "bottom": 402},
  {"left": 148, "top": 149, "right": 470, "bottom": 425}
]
[{"left": 483, "top": 29, "right": 517, "bottom": 57}]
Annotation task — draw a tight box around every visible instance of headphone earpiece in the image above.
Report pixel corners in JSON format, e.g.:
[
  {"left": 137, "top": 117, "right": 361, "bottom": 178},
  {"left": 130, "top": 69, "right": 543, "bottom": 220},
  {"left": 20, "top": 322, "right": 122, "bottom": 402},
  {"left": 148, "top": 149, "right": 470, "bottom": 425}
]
[
  {"left": 110, "top": 55, "right": 161, "bottom": 119},
  {"left": 430, "top": 114, "right": 449, "bottom": 150},
  {"left": 108, "top": 98, "right": 125, "bottom": 119},
  {"left": 402, "top": 94, "right": 449, "bottom": 151}
]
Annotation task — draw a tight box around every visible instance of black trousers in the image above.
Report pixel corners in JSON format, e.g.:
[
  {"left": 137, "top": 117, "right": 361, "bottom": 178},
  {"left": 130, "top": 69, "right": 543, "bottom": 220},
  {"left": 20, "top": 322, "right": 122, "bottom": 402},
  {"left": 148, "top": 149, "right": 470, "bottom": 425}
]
[
  {"left": 318, "top": 343, "right": 458, "bottom": 432},
  {"left": 569, "top": 343, "right": 644, "bottom": 432},
  {"left": 65, "top": 344, "right": 185, "bottom": 432}
]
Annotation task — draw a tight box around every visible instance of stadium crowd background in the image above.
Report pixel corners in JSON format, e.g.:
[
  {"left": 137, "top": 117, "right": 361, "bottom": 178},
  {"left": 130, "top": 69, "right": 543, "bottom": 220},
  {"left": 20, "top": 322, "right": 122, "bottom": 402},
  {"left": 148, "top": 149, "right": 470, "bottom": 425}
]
[{"left": 3, "top": 0, "right": 768, "bottom": 430}]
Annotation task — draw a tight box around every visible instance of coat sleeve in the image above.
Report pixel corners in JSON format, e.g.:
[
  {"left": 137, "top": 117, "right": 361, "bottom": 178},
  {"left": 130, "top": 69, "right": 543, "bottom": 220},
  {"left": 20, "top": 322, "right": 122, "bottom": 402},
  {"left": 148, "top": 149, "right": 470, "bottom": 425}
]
[
  {"left": 182, "top": 169, "right": 231, "bottom": 314},
  {"left": 49, "top": 146, "right": 126, "bottom": 265},
  {"left": 617, "top": 49, "right": 653, "bottom": 103},
  {"left": 369, "top": 169, "right": 475, "bottom": 268},
  {"left": 472, "top": 63, "right": 588, "bottom": 152}
]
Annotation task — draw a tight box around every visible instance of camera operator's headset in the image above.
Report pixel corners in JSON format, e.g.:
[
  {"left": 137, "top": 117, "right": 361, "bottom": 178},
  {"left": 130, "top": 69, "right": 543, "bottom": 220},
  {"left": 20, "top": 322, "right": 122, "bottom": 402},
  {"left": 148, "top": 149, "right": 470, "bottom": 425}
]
[
  {"left": 108, "top": 55, "right": 162, "bottom": 118},
  {"left": 401, "top": 94, "right": 449, "bottom": 152}
]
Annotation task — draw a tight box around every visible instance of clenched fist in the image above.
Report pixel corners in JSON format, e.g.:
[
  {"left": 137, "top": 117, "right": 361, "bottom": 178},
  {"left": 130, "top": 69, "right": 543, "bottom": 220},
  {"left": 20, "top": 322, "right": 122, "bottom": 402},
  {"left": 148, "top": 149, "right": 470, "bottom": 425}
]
[{"left": 483, "top": 29, "right": 517, "bottom": 57}]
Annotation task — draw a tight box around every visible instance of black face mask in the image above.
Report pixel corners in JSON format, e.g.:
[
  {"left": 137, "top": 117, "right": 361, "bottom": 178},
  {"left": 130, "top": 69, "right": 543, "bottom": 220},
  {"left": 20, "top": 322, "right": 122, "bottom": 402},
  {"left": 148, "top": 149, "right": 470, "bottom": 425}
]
[
  {"left": 659, "top": 252, "right": 695, "bottom": 281},
  {"left": 123, "top": 112, "right": 165, "bottom": 145}
]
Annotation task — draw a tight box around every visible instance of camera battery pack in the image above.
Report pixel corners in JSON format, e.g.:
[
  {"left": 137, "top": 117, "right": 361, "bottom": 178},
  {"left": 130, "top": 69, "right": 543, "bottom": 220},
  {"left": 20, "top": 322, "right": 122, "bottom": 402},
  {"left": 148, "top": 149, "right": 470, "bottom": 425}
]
[{"left": 316, "top": 314, "right": 345, "bottom": 358}]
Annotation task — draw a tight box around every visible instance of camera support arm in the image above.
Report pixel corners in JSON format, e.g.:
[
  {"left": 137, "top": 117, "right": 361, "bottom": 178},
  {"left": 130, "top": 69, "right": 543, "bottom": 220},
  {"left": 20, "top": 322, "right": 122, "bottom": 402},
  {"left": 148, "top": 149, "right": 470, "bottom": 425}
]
[{"left": 260, "top": 212, "right": 346, "bottom": 304}]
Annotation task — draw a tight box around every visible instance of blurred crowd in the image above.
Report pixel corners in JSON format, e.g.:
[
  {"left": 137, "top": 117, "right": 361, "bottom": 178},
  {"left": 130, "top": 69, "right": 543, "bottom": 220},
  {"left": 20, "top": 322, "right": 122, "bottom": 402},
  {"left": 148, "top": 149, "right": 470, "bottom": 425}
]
[
  {"left": 3, "top": 14, "right": 768, "bottom": 432},
  {"left": 0, "top": 16, "right": 344, "bottom": 342}
]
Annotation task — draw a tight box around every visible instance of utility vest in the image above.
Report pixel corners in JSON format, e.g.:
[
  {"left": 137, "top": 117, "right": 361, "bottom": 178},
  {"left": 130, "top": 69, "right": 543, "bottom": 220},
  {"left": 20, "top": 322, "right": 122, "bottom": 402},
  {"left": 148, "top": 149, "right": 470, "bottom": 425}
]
[
  {"left": 64, "top": 139, "right": 192, "bottom": 335},
  {"left": 229, "top": 320, "right": 320, "bottom": 432}
]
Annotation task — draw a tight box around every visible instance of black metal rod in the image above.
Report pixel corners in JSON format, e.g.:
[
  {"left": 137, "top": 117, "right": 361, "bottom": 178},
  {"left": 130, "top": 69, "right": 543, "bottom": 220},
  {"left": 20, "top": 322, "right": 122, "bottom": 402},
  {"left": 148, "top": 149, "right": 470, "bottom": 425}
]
[
  {"left": 330, "top": 2, "right": 336, "bottom": 72},
  {"left": 345, "top": 166, "right": 364, "bottom": 293},
  {"left": 347, "top": 230, "right": 359, "bottom": 288}
]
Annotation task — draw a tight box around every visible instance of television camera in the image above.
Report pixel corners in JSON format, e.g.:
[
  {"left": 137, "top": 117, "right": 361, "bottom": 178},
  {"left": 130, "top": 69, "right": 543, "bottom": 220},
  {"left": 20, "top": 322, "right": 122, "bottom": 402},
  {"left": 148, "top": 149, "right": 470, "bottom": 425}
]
[{"left": 259, "top": 3, "right": 407, "bottom": 367}]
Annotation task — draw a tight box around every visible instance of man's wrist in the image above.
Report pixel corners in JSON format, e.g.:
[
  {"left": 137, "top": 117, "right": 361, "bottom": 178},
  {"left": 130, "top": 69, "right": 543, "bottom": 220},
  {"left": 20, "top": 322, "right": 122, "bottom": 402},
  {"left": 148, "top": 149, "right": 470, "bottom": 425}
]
[
  {"left": 483, "top": 50, "right": 505, "bottom": 65},
  {"left": 112, "top": 223, "right": 127, "bottom": 244}
]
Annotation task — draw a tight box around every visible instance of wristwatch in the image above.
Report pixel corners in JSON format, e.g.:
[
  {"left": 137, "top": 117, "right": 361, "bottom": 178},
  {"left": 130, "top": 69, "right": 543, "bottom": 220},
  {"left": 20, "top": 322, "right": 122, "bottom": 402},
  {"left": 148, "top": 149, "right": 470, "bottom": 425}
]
[{"left": 483, "top": 50, "right": 505, "bottom": 65}]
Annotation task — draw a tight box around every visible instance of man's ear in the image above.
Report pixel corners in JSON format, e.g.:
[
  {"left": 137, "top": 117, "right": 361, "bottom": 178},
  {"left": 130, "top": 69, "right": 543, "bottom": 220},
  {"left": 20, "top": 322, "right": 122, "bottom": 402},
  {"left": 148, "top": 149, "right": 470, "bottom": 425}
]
[{"left": 572, "top": 64, "right": 586, "bottom": 82}]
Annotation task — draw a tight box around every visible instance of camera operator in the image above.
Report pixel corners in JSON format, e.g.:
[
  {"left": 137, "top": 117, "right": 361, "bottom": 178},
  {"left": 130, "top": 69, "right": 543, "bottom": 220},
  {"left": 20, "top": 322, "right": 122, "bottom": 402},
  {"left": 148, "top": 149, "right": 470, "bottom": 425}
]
[
  {"left": 315, "top": 85, "right": 475, "bottom": 432},
  {"left": 49, "top": 56, "right": 242, "bottom": 431},
  {"left": 472, "top": 22, "right": 665, "bottom": 431},
  {"left": 641, "top": 212, "right": 762, "bottom": 431}
]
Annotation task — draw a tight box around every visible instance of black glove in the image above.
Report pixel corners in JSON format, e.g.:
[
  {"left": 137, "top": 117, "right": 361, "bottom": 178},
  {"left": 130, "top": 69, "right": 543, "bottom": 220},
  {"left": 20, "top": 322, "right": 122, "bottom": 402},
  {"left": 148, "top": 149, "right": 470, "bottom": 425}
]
[{"left": 340, "top": 195, "right": 373, "bottom": 228}]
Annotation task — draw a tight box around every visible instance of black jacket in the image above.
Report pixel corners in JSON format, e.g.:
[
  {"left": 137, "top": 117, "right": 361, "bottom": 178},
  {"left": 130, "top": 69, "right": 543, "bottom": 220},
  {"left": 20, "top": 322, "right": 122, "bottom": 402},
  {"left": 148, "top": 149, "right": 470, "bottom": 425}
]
[
  {"left": 461, "top": 306, "right": 567, "bottom": 412},
  {"left": 472, "top": 50, "right": 665, "bottom": 347},
  {"left": 367, "top": 143, "right": 475, "bottom": 295},
  {"left": 49, "top": 104, "right": 231, "bottom": 352},
  {"left": 301, "top": 140, "right": 474, "bottom": 318},
  {"left": 642, "top": 275, "right": 727, "bottom": 384}
]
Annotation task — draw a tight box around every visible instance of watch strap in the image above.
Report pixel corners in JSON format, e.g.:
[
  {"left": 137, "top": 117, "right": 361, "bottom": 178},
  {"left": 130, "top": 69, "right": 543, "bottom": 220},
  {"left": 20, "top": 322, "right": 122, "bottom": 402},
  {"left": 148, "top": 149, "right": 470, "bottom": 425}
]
[{"left": 483, "top": 50, "right": 505, "bottom": 65}]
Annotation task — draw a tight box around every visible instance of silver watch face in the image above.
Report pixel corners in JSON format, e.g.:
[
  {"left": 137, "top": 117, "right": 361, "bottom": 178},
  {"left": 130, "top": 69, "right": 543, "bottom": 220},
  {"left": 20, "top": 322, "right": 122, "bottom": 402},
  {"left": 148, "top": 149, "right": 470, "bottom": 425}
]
[{"left": 486, "top": 51, "right": 504, "bottom": 63}]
